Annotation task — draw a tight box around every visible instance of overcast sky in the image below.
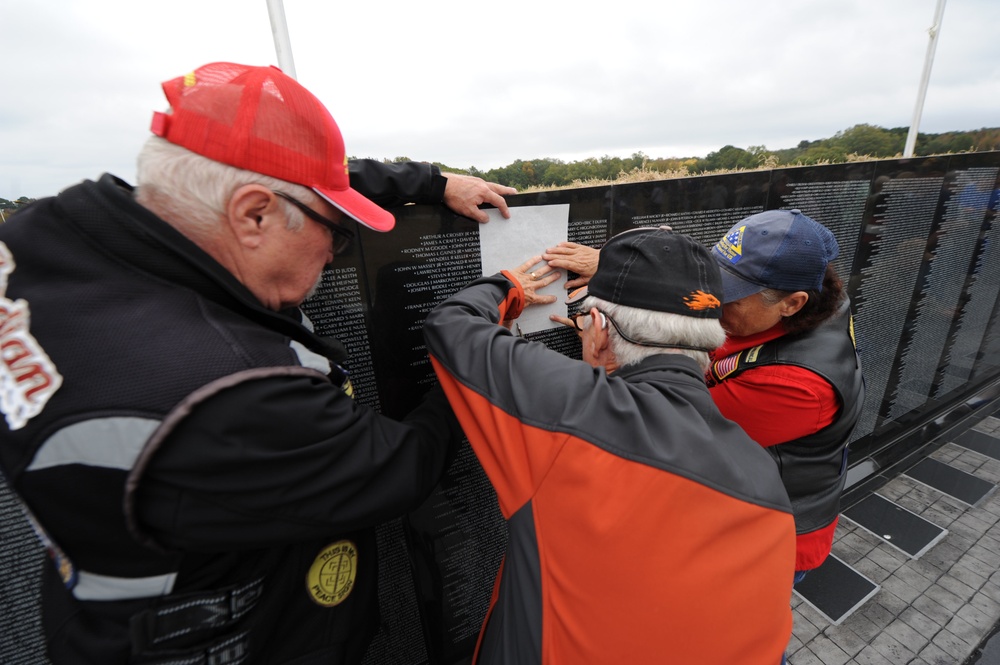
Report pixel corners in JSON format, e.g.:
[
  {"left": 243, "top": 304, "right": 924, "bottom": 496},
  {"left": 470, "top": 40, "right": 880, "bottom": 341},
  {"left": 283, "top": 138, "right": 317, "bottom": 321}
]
[{"left": 2, "top": 0, "right": 998, "bottom": 199}]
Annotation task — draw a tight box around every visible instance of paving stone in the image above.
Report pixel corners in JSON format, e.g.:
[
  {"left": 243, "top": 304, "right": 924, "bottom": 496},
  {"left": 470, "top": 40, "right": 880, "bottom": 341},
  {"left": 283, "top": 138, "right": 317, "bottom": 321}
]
[
  {"left": 912, "top": 594, "right": 959, "bottom": 627},
  {"left": 844, "top": 612, "right": 888, "bottom": 643},
  {"left": 916, "top": 640, "right": 959, "bottom": 665},
  {"left": 792, "top": 612, "right": 824, "bottom": 644},
  {"left": 853, "top": 558, "right": 893, "bottom": 584},
  {"left": 839, "top": 530, "right": 882, "bottom": 556},
  {"left": 974, "top": 466, "right": 1000, "bottom": 484},
  {"left": 834, "top": 543, "right": 866, "bottom": 566},
  {"left": 896, "top": 493, "right": 930, "bottom": 514},
  {"left": 867, "top": 545, "right": 910, "bottom": 573},
  {"left": 796, "top": 599, "right": 831, "bottom": 630},
  {"left": 980, "top": 496, "right": 1000, "bottom": 520},
  {"left": 878, "top": 483, "right": 908, "bottom": 502},
  {"left": 852, "top": 645, "right": 896, "bottom": 665},
  {"left": 911, "top": 556, "right": 949, "bottom": 580},
  {"left": 925, "top": 583, "right": 967, "bottom": 613},
  {"left": 804, "top": 634, "right": 850, "bottom": 665},
  {"left": 931, "top": 446, "right": 962, "bottom": 463},
  {"left": 880, "top": 574, "right": 923, "bottom": 604},
  {"left": 944, "top": 531, "right": 977, "bottom": 555},
  {"left": 931, "top": 627, "right": 976, "bottom": 660},
  {"left": 871, "top": 589, "right": 908, "bottom": 617},
  {"left": 882, "top": 617, "right": 929, "bottom": 653},
  {"left": 947, "top": 520, "right": 984, "bottom": 544},
  {"left": 970, "top": 591, "right": 1000, "bottom": 620},
  {"left": 929, "top": 495, "right": 967, "bottom": 520},
  {"left": 825, "top": 624, "right": 868, "bottom": 657},
  {"left": 950, "top": 559, "right": 990, "bottom": 591},
  {"left": 958, "top": 512, "right": 995, "bottom": 534},
  {"left": 937, "top": 573, "right": 978, "bottom": 602},
  {"left": 899, "top": 605, "right": 944, "bottom": 636},
  {"left": 787, "top": 632, "right": 804, "bottom": 655},
  {"left": 965, "top": 545, "right": 1000, "bottom": 569},
  {"left": 921, "top": 504, "right": 960, "bottom": 528},
  {"left": 955, "top": 602, "right": 994, "bottom": 633},
  {"left": 869, "top": 632, "right": 915, "bottom": 664},
  {"left": 907, "top": 484, "right": 942, "bottom": 506},
  {"left": 980, "top": 533, "right": 1000, "bottom": 552},
  {"left": 924, "top": 541, "right": 967, "bottom": 570},
  {"left": 858, "top": 598, "right": 897, "bottom": 630},
  {"left": 892, "top": 565, "right": 937, "bottom": 594},
  {"left": 787, "top": 646, "right": 824, "bottom": 665}
]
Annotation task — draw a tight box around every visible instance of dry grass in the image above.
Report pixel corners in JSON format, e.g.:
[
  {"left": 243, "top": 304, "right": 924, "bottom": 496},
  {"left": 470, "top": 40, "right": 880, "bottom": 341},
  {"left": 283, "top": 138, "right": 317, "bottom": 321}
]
[{"left": 517, "top": 152, "right": 908, "bottom": 193}]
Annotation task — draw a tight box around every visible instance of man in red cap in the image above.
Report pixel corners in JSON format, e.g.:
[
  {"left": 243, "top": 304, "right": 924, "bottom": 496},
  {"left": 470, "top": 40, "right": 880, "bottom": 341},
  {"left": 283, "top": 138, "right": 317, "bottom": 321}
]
[{"left": 0, "top": 62, "right": 477, "bottom": 663}]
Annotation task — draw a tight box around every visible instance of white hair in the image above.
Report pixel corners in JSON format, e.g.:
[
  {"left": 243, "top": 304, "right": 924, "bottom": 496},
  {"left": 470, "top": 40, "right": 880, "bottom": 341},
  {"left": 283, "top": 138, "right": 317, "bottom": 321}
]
[
  {"left": 581, "top": 295, "right": 726, "bottom": 371},
  {"left": 134, "top": 136, "right": 315, "bottom": 243}
]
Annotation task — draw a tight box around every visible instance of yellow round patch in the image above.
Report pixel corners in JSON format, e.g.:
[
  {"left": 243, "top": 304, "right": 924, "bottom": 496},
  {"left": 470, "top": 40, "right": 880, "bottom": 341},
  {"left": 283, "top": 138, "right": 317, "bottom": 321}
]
[{"left": 306, "top": 540, "right": 358, "bottom": 607}]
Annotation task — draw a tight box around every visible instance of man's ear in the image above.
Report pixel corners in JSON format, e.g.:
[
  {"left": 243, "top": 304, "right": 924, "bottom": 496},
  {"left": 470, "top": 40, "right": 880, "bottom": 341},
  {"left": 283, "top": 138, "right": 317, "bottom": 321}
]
[
  {"left": 590, "top": 307, "right": 611, "bottom": 354},
  {"left": 780, "top": 291, "right": 810, "bottom": 318},
  {"left": 227, "top": 184, "right": 279, "bottom": 249}
]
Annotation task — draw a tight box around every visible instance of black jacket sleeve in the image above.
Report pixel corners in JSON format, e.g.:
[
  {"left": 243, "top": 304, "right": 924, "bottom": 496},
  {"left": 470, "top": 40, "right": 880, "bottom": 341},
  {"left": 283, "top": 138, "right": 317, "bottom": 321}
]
[
  {"left": 135, "top": 371, "right": 461, "bottom": 550},
  {"left": 348, "top": 159, "right": 448, "bottom": 208}
]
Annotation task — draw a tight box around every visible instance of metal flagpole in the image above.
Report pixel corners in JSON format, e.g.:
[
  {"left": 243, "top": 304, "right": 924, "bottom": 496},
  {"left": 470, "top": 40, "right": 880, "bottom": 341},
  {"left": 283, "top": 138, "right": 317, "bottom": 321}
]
[
  {"left": 266, "top": 0, "right": 298, "bottom": 80},
  {"left": 904, "top": 0, "right": 947, "bottom": 158}
]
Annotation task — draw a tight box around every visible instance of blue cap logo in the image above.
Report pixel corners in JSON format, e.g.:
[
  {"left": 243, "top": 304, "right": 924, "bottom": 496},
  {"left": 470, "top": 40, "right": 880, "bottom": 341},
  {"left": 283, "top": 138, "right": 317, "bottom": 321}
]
[{"left": 714, "top": 225, "right": 745, "bottom": 264}]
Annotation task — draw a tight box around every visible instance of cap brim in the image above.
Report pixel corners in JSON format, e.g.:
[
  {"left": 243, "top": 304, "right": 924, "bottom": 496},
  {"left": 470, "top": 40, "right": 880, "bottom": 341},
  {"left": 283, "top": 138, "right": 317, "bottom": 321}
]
[
  {"left": 566, "top": 286, "right": 589, "bottom": 304},
  {"left": 315, "top": 186, "right": 395, "bottom": 232},
  {"left": 717, "top": 265, "right": 767, "bottom": 304}
]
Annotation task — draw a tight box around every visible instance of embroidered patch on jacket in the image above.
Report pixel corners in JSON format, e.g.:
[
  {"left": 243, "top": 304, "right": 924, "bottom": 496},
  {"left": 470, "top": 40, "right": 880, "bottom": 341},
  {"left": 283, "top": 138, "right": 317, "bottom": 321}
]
[
  {"left": 0, "top": 242, "right": 63, "bottom": 430},
  {"left": 711, "top": 352, "right": 742, "bottom": 382},
  {"left": 745, "top": 344, "right": 763, "bottom": 364},
  {"left": 714, "top": 225, "right": 745, "bottom": 264},
  {"left": 306, "top": 540, "right": 357, "bottom": 607}
]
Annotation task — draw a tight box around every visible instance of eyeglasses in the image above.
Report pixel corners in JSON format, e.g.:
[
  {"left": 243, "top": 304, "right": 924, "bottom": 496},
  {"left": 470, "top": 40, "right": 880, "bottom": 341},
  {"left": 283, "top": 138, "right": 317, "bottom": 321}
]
[
  {"left": 274, "top": 191, "right": 354, "bottom": 254},
  {"left": 569, "top": 311, "right": 607, "bottom": 332}
]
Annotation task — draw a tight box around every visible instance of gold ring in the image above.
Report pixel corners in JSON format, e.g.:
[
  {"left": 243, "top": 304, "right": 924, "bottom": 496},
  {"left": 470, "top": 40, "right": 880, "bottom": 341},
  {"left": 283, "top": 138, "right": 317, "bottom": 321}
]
[{"left": 529, "top": 272, "right": 537, "bottom": 279}]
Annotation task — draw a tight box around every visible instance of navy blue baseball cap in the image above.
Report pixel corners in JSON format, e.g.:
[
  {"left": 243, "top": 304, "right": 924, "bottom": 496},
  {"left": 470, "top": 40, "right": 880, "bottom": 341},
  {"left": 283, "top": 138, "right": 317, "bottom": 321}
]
[{"left": 711, "top": 209, "right": 839, "bottom": 304}]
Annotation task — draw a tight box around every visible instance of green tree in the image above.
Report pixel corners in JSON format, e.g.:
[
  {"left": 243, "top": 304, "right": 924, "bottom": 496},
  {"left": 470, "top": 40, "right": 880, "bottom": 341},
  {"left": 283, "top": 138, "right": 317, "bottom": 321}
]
[
  {"left": 695, "top": 145, "right": 758, "bottom": 172},
  {"left": 831, "top": 124, "right": 902, "bottom": 157}
]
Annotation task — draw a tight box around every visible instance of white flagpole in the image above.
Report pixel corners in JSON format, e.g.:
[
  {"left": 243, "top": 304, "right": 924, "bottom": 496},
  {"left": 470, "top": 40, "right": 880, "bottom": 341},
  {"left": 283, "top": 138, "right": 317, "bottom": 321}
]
[
  {"left": 266, "top": 0, "right": 298, "bottom": 80},
  {"left": 904, "top": 0, "right": 947, "bottom": 158}
]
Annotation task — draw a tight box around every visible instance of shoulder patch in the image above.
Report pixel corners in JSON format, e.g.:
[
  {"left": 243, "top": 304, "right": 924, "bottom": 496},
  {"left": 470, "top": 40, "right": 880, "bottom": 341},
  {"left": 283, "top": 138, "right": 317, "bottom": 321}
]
[
  {"left": 710, "top": 351, "right": 742, "bottom": 383},
  {"left": 306, "top": 540, "right": 357, "bottom": 607},
  {"left": 0, "top": 242, "right": 63, "bottom": 430}
]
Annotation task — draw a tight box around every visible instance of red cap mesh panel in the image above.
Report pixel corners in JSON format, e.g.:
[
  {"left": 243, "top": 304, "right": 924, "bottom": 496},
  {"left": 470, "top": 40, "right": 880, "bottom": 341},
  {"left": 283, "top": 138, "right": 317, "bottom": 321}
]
[{"left": 151, "top": 62, "right": 391, "bottom": 230}]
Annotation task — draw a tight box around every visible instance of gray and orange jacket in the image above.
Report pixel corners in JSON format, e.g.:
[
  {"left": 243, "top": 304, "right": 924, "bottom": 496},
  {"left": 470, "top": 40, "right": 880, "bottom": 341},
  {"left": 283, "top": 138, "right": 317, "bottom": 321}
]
[{"left": 423, "top": 273, "right": 797, "bottom": 665}]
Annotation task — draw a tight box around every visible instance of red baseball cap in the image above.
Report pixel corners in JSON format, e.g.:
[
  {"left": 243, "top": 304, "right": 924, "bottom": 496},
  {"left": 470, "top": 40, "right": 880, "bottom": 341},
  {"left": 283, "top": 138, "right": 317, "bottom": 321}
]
[{"left": 150, "top": 62, "right": 394, "bottom": 232}]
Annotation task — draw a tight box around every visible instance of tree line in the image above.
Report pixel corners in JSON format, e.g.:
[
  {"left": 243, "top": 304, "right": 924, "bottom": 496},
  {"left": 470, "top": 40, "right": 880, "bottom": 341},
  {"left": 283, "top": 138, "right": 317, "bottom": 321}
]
[{"left": 436, "top": 124, "right": 1000, "bottom": 191}]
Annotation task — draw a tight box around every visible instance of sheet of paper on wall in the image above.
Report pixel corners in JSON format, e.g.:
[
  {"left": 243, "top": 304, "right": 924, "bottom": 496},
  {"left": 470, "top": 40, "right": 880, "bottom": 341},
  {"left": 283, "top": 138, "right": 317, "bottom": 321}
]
[{"left": 479, "top": 204, "right": 570, "bottom": 334}]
